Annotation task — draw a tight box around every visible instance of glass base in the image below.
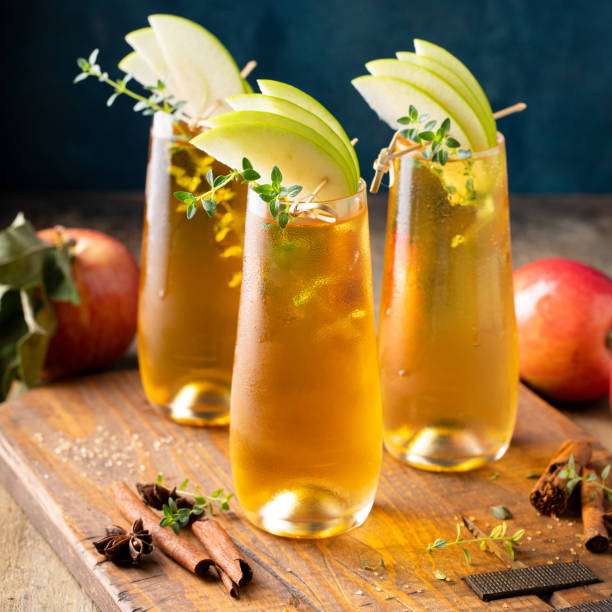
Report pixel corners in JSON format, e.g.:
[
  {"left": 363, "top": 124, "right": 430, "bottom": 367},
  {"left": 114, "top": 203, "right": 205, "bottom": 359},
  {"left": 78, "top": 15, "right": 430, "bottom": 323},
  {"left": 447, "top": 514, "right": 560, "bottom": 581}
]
[
  {"left": 158, "top": 380, "right": 230, "bottom": 426},
  {"left": 385, "top": 425, "right": 510, "bottom": 472},
  {"left": 242, "top": 486, "right": 374, "bottom": 539}
]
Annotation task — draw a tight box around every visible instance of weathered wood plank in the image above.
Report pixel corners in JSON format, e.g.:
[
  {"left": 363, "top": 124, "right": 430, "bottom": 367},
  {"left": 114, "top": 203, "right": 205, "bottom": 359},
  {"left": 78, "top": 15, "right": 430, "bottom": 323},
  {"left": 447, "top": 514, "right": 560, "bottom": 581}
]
[{"left": 0, "top": 370, "right": 609, "bottom": 610}]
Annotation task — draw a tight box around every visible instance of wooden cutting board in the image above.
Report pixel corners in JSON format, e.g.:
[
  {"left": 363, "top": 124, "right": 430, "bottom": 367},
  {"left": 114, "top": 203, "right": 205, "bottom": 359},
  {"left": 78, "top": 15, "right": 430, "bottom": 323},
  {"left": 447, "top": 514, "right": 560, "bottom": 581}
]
[{"left": 0, "top": 370, "right": 610, "bottom": 611}]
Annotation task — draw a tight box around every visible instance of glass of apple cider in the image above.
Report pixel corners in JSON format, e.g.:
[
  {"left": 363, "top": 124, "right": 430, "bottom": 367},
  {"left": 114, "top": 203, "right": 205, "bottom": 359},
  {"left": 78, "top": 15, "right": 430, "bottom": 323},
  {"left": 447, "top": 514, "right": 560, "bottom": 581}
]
[
  {"left": 138, "top": 112, "right": 247, "bottom": 425},
  {"left": 378, "top": 133, "right": 518, "bottom": 471},
  {"left": 230, "top": 180, "right": 382, "bottom": 538}
]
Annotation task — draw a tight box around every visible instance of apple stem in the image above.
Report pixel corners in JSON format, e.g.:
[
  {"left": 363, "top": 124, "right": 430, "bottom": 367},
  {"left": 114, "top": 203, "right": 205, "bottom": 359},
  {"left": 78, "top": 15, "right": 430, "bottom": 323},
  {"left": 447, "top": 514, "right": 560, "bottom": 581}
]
[{"left": 369, "top": 101, "right": 528, "bottom": 194}]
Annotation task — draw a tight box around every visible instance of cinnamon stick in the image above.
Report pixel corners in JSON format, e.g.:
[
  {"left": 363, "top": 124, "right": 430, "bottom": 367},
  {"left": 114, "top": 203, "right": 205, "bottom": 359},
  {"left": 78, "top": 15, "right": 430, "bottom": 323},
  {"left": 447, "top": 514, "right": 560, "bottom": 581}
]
[
  {"left": 110, "top": 481, "right": 213, "bottom": 576},
  {"left": 581, "top": 448, "right": 612, "bottom": 553},
  {"left": 529, "top": 439, "right": 593, "bottom": 516},
  {"left": 192, "top": 518, "right": 253, "bottom": 594}
]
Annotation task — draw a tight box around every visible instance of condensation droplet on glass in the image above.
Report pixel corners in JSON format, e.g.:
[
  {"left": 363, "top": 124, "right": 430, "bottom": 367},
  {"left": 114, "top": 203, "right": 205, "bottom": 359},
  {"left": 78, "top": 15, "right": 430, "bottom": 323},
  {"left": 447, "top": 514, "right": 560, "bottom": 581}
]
[
  {"left": 398, "top": 369, "right": 407, "bottom": 377},
  {"left": 385, "top": 308, "right": 391, "bottom": 316},
  {"left": 158, "top": 288, "right": 167, "bottom": 299}
]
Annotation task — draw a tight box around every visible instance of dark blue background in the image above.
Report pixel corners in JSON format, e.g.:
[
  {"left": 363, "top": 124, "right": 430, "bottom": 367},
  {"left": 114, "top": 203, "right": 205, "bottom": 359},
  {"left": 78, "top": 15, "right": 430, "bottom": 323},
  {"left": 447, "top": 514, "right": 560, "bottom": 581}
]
[{"left": 3, "top": 0, "right": 611, "bottom": 193}]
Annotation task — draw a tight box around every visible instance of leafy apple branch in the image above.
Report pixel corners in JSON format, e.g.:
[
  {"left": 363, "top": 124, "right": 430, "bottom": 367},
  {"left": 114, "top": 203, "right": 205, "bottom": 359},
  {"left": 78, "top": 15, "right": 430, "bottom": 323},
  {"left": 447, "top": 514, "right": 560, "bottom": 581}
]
[
  {"left": 174, "top": 159, "right": 302, "bottom": 228},
  {"left": 561, "top": 454, "right": 612, "bottom": 501},
  {"left": 427, "top": 520, "right": 525, "bottom": 565}
]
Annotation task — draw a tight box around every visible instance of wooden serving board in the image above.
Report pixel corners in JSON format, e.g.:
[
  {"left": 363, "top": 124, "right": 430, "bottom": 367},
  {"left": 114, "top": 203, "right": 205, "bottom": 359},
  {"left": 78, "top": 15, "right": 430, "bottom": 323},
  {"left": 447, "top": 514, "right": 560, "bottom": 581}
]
[{"left": 0, "top": 370, "right": 610, "bottom": 611}]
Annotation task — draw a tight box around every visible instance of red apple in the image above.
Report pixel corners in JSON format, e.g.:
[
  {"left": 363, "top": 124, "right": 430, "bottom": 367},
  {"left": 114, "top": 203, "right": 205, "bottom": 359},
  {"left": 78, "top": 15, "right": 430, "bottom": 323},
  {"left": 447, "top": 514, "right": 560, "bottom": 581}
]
[
  {"left": 37, "top": 227, "right": 139, "bottom": 378},
  {"left": 514, "top": 258, "right": 612, "bottom": 402}
]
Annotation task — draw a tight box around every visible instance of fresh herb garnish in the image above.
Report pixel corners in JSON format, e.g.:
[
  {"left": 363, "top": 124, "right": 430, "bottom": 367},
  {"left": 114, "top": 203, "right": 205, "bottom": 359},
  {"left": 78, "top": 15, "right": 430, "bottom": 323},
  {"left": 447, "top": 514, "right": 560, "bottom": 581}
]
[
  {"left": 560, "top": 454, "right": 612, "bottom": 500},
  {"left": 427, "top": 521, "right": 525, "bottom": 564},
  {"left": 397, "top": 105, "right": 472, "bottom": 165},
  {"left": 153, "top": 475, "right": 234, "bottom": 535},
  {"left": 74, "top": 49, "right": 187, "bottom": 118},
  {"left": 525, "top": 470, "right": 541, "bottom": 479},
  {"left": 175, "top": 159, "right": 302, "bottom": 227},
  {"left": 434, "top": 569, "right": 447, "bottom": 580},
  {"left": 490, "top": 472, "right": 501, "bottom": 480}
]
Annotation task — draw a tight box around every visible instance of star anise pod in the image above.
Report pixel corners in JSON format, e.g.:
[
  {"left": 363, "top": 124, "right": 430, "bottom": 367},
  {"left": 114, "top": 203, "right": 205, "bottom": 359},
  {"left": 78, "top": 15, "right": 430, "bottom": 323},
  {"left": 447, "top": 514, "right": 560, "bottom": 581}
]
[
  {"left": 93, "top": 518, "right": 153, "bottom": 566},
  {"left": 137, "top": 482, "right": 197, "bottom": 521}
]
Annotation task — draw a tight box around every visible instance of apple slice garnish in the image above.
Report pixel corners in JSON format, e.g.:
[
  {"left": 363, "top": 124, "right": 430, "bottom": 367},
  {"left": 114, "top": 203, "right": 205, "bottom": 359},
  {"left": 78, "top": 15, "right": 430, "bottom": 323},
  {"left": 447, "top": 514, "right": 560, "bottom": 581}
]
[
  {"left": 395, "top": 51, "right": 497, "bottom": 146},
  {"left": 191, "top": 111, "right": 357, "bottom": 200},
  {"left": 413, "top": 39, "right": 495, "bottom": 142},
  {"left": 118, "top": 52, "right": 160, "bottom": 88},
  {"left": 148, "top": 14, "right": 243, "bottom": 117},
  {"left": 352, "top": 75, "right": 472, "bottom": 148},
  {"left": 226, "top": 94, "right": 358, "bottom": 188},
  {"left": 124, "top": 27, "right": 178, "bottom": 94},
  {"left": 365, "top": 59, "right": 489, "bottom": 151},
  {"left": 257, "top": 80, "right": 359, "bottom": 178}
]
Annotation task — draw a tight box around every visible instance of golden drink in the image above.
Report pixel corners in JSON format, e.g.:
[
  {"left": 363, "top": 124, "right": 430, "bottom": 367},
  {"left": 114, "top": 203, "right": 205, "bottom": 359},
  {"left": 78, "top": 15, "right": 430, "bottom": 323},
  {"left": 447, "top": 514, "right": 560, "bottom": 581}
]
[
  {"left": 230, "top": 182, "right": 382, "bottom": 537},
  {"left": 378, "top": 134, "right": 518, "bottom": 470},
  {"left": 138, "top": 113, "right": 247, "bottom": 425}
]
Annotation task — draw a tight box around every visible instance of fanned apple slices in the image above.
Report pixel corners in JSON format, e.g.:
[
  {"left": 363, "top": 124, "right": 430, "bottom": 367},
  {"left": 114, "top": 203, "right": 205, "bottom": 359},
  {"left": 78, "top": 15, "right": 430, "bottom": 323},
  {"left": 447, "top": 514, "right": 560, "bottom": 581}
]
[
  {"left": 353, "top": 40, "right": 498, "bottom": 151},
  {"left": 191, "top": 82, "right": 361, "bottom": 201},
  {"left": 120, "top": 15, "right": 248, "bottom": 118}
]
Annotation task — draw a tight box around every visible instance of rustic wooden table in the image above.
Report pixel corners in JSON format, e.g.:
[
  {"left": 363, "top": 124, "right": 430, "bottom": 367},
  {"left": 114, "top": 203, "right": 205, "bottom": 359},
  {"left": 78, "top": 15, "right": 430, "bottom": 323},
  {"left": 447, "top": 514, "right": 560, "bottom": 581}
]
[{"left": 0, "top": 193, "right": 610, "bottom": 610}]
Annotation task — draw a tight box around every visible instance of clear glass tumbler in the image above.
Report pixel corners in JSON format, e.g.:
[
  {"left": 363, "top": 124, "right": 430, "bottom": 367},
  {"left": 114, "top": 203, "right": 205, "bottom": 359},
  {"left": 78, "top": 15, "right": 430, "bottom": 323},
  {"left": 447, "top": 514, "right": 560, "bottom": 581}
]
[
  {"left": 230, "top": 180, "right": 382, "bottom": 537},
  {"left": 138, "top": 112, "right": 247, "bottom": 425},
  {"left": 378, "top": 134, "right": 518, "bottom": 471}
]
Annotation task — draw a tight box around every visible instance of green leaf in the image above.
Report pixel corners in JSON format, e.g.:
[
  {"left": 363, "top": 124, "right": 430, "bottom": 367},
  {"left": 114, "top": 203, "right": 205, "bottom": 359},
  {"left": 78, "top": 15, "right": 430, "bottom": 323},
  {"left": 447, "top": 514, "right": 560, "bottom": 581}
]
[
  {"left": 162, "top": 504, "right": 172, "bottom": 518},
  {"left": 194, "top": 496, "right": 206, "bottom": 505},
  {"left": 241, "top": 168, "right": 260, "bottom": 182},
  {"left": 278, "top": 211, "right": 290, "bottom": 228},
  {"left": 88, "top": 49, "right": 99, "bottom": 65},
  {"left": 206, "top": 169, "right": 214, "bottom": 188},
  {"left": 480, "top": 541, "right": 487, "bottom": 551},
  {"left": 511, "top": 529, "right": 525, "bottom": 542},
  {"left": 213, "top": 175, "right": 227, "bottom": 188},
  {"left": 159, "top": 517, "right": 172, "bottom": 527},
  {"left": 568, "top": 454, "right": 576, "bottom": 473},
  {"left": 445, "top": 137, "right": 460, "bottom": 148},
  {"left": 286, "top": 185, "right": 303, "bottom": 198},
  {"left": 73, "top": 73, "right": 89, "bottom": 84},
  {"left": 558, "top": 469, "right": 569, "bottom": 479},
  {"left": 179, "top": 479, "right": 189, "bottom": 490},
  {"left": 397, "top": 116, "right": 412, "bottom": 125},
  {"left": 440, "top": 118, "right": 451, "bottom": 136},
  {"left": 567, "top": 477, "right": 581, "bottom": 494},
  {"left": 168, "top": 497, "right": 178, "bottom": 512},
  {"left": 605, "top": 491, "right": 612, "bottom": 502},
  {"left": 602, "top": 465, "right": 611, "bottom": 481},
  {"left": 585, "top": 472, "right": 597, "bottom": 482},
  {"left": 106, "top": 93, "right": 118, "bottom": 107},
  {"left": 186, "top": 203, "right": 197, "bottom": 219},
  {"left": 418, "top": 113, "right": 430, "bottom": 122},
  {"left": 432, "top": 538, "right": 447, "bottom": 550},
  {"left": 525, "top": 470, "right": 541, "bottom": 479},
  {"left": 504, "top": 541, "right": 515, "bottom": 561},
  {"left": 418, "top": 131, "right": 435, "bottom": 142},
  {"left": 269, "top": 199, "right": 280, "bottom": 218},
  {"left": 423, "top": 120, "right": 437, "bottom": 131},
  {"left": 171, "top": 522, "right": 180, "bottom": 535},
  {"left": 242, "top": 157, "right": 253, "bottom": 170},
  {"left": 202, "top": 199, "right": 217, "bottom": 217},
  {"left": 253, "top": 184, "right": 276, "bottom": 196},
  {"left": 434, "top": 569, "right": 446, "bottom": 580},
  {"left": 438, "top": 149, "right": 449, "bottom": 165},
  {"left": 490, "top": 472, "right": 501, "bottom": 480},
  {"left": 461, "top": 547, "right": 472, "bottom": 565},
  {"left": 271, "top": 166, "right": 282, "bottom": 187},
  {"left": 157, "top": 473, "right": 163, "bottom": 484},
  {"left": 76, "top": 57, "right": 89, "bottom": 71},
  {"left": 492, "top": 505, "right": 513, "bottom": 520},
  {"left": 192, "top": 505, "right": 204, "bottom": 515},
  {"left": 174, "top": 191, "right": 196, "bottom": 204},
  {"left": 409, "top": 105, "right": 418, "bottom": 121}
]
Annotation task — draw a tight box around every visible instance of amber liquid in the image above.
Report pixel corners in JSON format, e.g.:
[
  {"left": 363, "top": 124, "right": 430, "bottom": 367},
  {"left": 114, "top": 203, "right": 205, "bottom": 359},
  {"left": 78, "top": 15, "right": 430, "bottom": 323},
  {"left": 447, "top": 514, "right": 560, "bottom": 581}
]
[
  {"left": 230, "top": 186, "right": 382, "bottom": 537},
  {"left": 138, "top": 113, "right": 247, "bottom": 425},
  {"left": 378, "top": 137, "right": 518, "bottom": 470}
]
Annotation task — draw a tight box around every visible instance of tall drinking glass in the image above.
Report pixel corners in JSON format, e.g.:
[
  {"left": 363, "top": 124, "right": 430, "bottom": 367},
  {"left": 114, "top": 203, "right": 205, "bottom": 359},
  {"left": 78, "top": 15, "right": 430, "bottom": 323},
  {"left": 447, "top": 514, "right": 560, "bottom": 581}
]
[
  {"left": 138, "top": 112, "right": 247, "bottom": 425},
  {"left": 230, "top": 180, "right": 382, "bottom": 538},
  {"left": 378, "top": 134, "right": 518, "bottom": 471}
]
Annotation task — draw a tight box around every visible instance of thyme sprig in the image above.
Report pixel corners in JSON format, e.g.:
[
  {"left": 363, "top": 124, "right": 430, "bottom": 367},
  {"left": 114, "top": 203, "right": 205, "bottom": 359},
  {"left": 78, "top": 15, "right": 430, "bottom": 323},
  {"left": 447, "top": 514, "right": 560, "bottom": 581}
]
[
  {"left": 174, "top": 158, "right": 302, "bottom": 227},
  {"left": 156, "top": 475, "right": 234, "bottom": 535},
  {"left": 427, "top": 521, "right": 525, "bottom": 564},
  {"left": 397, "top": 105, "right": 472, "bottom": 165},
  {"left": 561, "top": 454, "right": 612, "bottom": 500},
  {"left": 74, "top": 49, "right": 187, "bottom": 117}
]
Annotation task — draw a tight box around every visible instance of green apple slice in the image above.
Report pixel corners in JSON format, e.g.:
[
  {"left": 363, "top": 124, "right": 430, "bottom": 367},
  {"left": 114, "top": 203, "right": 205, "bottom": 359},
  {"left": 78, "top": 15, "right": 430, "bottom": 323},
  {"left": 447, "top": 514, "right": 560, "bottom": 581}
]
[
  {"left": 118, "top": 52, "right": 159, "bottom": 88},
  {"left": 191, "top": 111, "right": 356, "bottom": 200},
  {"left": 256, "top": 80, "right": 359, "bottom": 178},
  {"left": 125, "top": 28, "right": 173, "bottom": 81},
  {"left": 352, "top": 75, "right": 473, "bottom": 148},
  {"left": 395, "top": 51, "right": 496, "bottom": 145},
  {"left": 148, "top": 14, "right": 243, "bottom": 117},
  {"left": 366, "top": 59, "right": 488, "bottom": 151},
  {"left": 226, "top": 94, "right": 358, "bottom": 186},
  {"left": 413, "top": 39, "right": 496, "bottom": 141}
]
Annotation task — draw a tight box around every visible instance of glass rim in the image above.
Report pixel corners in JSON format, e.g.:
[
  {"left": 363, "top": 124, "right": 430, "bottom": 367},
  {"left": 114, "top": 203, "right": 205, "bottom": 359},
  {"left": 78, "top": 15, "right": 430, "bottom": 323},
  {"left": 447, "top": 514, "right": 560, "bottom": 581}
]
[
  {"left": 395, "top": 131, "right": 505, "bottom": 163},
  {"left": 247, "top": 177, "right": 367, "bottom": 205}
]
